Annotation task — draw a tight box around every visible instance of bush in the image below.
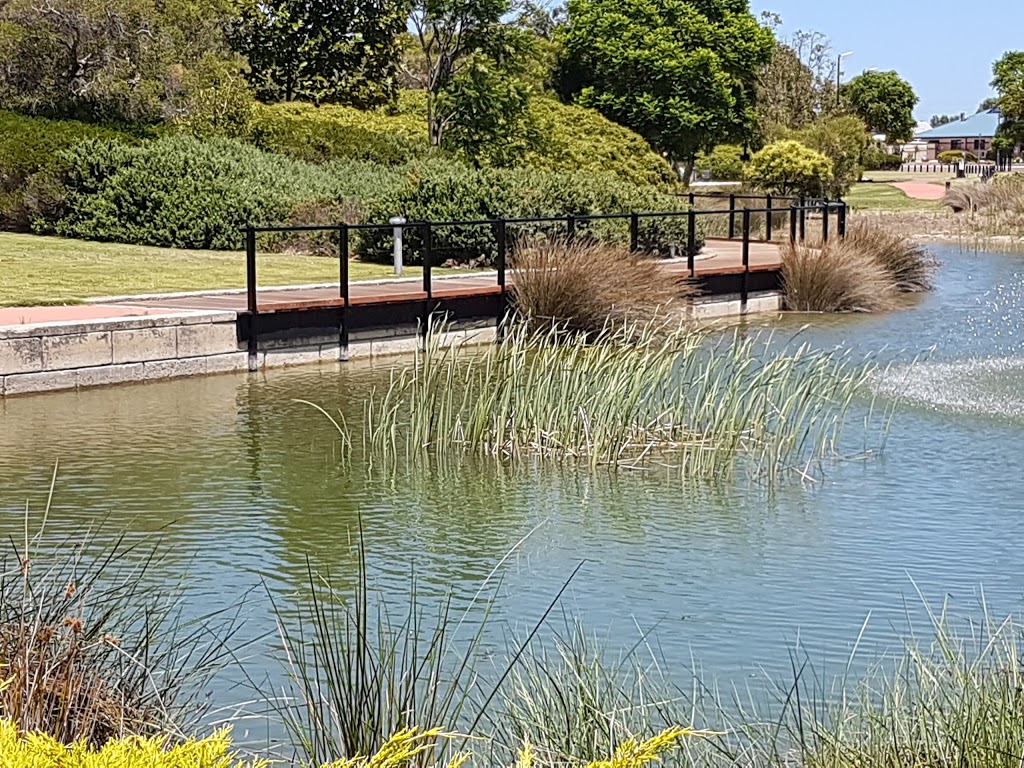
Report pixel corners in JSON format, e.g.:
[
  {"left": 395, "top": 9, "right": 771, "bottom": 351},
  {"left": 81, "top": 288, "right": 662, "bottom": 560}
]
[
  {"left": 0, "top": 111, "right": 134, "bottom": 229},
  {"left": 861, "top": 146, "right": 903, "bottom": 171},
  {"left": 938, "top": 149, "right": 980, "bottom": 164},
  {"left": 33, "top": 135, "right": 357, "bottom": 249},
  {"left": 695, "top": 145, "right": 745, "bottom": 181},
  {"left": 781, "top": 237, "right": 899, "bottom": 312},
  {"left": 248, "top": 101, "right": 432, "bottom": 165},
  {"left": 846, "top": 219, "right": 937, "bottom": 292},
  {"left": 783, "top": 115, "right": 870, "bottom": 195},
  {"left": 0, "top": 722, "right": 263, "bottom": 767},
  {"left": 357, "top": 162, "right": 702, "bottom": 265},
  {"left": 510, "top": 238, "right": 695, "bottom": 333},
  {"left": 744, "top": 140, "right": 833, "bottom": 197}
]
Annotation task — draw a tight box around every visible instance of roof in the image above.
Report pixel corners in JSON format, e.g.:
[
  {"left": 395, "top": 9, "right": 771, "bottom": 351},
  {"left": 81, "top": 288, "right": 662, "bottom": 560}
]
[{"left": 916, "top": 109, "right": 1002, "bottom": 139}]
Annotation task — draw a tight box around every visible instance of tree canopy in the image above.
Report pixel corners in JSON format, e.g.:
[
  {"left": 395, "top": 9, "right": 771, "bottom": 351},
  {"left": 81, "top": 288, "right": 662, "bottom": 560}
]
[
  {"left": 842, "top": 70, "right": 918, "bottom": 144},
  {"left": 232, "top": 0, "right": 408, "bottom": 107},
  {"left": 992, "top": 51, "right": 1024, "bottom": 146},
  {"left": 555, "top": 0, "right": 775, "bottom": 171}
]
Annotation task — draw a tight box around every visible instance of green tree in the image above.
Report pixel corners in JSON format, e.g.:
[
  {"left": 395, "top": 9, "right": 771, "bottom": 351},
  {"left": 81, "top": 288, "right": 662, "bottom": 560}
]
[
  {"left": 232, "top": 0, "right": 407, "bottom": 107},
  {"left": 784, "top": 115, "right": 869, "bottom": 196},
  {"left": 0, "top": 0, "right": 245, "bottom": 125},
  {"left": 992, "top": 52, "right": 1024, "bottom": 147},
  {"left": 744, "top": 139, "right": 832, "bottom": 196},
  {"left": 978, "top": 96, "right": 1001, "bottom": 112},
  {"left": 930, "top": 114, "right": 959, "bottom": 128},
  {"left": 756, "top": 43, "right": 818, "bottom": 139},
  {"left": 841, "top": 70, "right": 918, "bottom": 144},
  {"left": 555, "top": 0, "right": 775, "bottom": 179}
]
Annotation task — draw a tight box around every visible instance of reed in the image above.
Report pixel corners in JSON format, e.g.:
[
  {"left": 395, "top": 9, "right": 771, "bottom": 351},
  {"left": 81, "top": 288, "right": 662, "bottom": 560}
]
[
  {"left": 509, "top": 239, "right": 695, "bottom": 334},
  {"left": 357, "top": 320, "right": 877, "bottom": 483},
  {"left": 0, "top": 493, "right": 240, "bottom": 746},
  {"left": 844, "top": 220, "right": 937, "bottom": 293},
  {"left": 781, "top": 239, "right": 900, "bottom": 313}
]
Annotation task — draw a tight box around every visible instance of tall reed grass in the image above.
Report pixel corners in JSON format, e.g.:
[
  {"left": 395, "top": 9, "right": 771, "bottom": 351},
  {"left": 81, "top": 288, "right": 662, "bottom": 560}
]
[
  {"left": 358, "top": 320, "right": 877, "bottom": 483},
  {"left": 943, "top": 174, "right": 1024, "bottom": 247},
  {"left": 510, "top": 239, "right": 695, "bottom": 334},
  {"left": 0, "top": 497, "right": 241, "bottom": 746}
]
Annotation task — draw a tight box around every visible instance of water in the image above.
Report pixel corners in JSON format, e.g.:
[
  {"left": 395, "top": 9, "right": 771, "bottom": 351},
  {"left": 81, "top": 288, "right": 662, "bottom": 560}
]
[{"left": 1, "top": 244, "right": 1023, "bottom": 742}]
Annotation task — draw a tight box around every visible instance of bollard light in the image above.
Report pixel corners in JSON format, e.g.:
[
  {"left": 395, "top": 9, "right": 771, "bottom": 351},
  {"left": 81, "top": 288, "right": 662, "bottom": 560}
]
[{"left": 389, "top": 216, "right": 407, "bottom": 275}]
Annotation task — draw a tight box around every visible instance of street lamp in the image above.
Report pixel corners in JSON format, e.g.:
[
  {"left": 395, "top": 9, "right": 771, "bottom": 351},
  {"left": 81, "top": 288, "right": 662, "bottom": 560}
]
[{"left": 836, "top": 51, "right": 854, "bottom": 108}]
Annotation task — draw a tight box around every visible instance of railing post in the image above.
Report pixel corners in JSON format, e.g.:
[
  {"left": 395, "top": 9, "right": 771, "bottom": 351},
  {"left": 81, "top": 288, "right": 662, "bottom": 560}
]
[
  {"left": 789, "top": 203, "right": 797, "bottom": 243},
  {"left": 741, "top": 208, "right": 751, "bottom": 312},
  {"left": 339, "top": 223, "right": 350, "bottom": 353},
  {"left": 629, "top": 211, "right": 639, "bottom": 252},
  {"left": 837, "top": 200, "right": 847, "bottom": 239},
  {"left": 421, "top": 220, "right": 433, "bottom": 340},
  {"left": 765, "top": 194, "right": 773, "bottom": 241},
  {"left": 245, "top": 225, "right": 258, "bottom": 370},
  {"left": 686, "top": 208, "right": 696, "bottom": 277},
  {"left": 567, "top": 214, "right": 576, "bottom": 243},
  {"left": 821, "top": 198, "right": 830, "bottom": 243},
  {"left": 728, "top": 193, "right": 736, "bottom": 239},
  {"left": 688, "top": 192, "right": 695, "bottom": 207},
  {"left": 495, "top": 216, "right": 507, "bottom": 339},
  {"left": 799, "top": 195, "right": 807, "bottom": 241}
]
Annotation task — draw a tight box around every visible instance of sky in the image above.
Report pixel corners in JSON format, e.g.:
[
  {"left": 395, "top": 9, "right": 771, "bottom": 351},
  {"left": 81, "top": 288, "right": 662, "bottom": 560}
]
[{"left": 751, "top": 0, "right": 1020, "bottom": 121}]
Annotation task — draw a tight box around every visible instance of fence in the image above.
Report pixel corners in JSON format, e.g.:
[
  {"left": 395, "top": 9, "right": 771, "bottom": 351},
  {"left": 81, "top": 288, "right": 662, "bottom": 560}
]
[
  {"left": 241, "top": 198, "right": 848, "bottom": 356},
  {"left": 900, "top": 162, "right": 996, "bottom": 178}
]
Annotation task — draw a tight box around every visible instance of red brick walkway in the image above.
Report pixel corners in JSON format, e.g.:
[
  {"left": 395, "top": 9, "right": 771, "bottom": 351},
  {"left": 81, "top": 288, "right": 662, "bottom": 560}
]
[{"left": 890, "top": 181, "right": 948, "bottom": 201}]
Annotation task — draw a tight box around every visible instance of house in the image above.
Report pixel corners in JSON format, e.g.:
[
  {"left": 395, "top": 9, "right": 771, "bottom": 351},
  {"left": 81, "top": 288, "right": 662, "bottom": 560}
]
[{"left": 911, "top": 109, "right": 1006, "bottom": 161}]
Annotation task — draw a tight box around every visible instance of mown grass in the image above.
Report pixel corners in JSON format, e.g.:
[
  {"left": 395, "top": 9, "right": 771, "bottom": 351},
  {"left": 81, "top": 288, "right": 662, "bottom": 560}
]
[{"left": 0, "top": 233, "right": 459, "bottom": 306}]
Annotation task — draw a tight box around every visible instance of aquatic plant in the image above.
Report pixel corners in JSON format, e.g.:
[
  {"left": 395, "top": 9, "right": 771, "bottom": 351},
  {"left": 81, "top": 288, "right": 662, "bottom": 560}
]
[
  {"left": 0, "top": 483, "right": 241, "bottom": 746},
  {"left": 844, "top": 220, "right": 938, "bottom": 293},
  {"left": 509, "top": 238, "right": 695, "bottom": 334},
  {"left": 359, "top": 320, "right": 876, "bottom": 482},
  {"left": 781, "top": 237, "right": 900, "bottom": 313}
]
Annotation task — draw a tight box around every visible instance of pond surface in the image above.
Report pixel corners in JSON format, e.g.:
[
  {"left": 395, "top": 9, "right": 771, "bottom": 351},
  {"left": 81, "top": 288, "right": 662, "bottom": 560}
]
[{"left": 1, "top": 245, "right": 1023, "bottom": 744}]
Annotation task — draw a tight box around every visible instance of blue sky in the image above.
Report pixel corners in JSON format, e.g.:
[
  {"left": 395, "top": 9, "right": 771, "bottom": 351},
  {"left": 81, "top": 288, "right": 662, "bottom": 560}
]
[{"left": 751, "top": 0, "right": 1019, "bottom": 121}]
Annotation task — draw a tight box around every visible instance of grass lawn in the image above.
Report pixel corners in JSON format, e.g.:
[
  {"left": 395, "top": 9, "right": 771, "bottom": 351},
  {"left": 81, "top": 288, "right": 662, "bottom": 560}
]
[
  {"left": 845, "top": 182, "right": 943, "bottom": 212},
  {"left": 0, "top": 233, "right": 460, "bottom": 307}
]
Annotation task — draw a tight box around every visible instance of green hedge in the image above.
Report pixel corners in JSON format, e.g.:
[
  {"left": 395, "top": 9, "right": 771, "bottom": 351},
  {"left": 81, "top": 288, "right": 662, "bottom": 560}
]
[
  {"left": 30, "top": 134, "right": 699, "bottom": 262},
  {"left": 695, "top": 145, "right": 745, "bottom": 181},
  {"left": 938, "top": 150, "right": 980, "bottom": 164},
  {"left": 0, "top": 111, "right": 135, "bottom": 229},
  {"left": 357, "top": 163, "right": 700, "bottom": 265}
]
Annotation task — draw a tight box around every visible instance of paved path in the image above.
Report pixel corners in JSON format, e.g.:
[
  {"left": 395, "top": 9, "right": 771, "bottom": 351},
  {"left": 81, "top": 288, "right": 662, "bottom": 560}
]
[
  {"left": 1, "top": 238, "right": 782, "bottom": 324},
  {"left": 890, "top": 181, "right": 948, "bottom": 201}
]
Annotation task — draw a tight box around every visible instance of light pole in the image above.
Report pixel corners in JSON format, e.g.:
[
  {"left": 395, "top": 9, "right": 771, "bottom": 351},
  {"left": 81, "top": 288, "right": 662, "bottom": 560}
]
[{"left": 836, "top": 51, "right": 854, "bottom": 108}]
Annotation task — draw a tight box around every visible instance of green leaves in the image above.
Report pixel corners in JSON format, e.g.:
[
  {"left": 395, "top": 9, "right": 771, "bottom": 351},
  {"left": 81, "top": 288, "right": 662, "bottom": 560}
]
[
  {"left": 842, "top": 70, "right": 918, "bottom": 144},
  {"left": 744, "top": 139, "right": 832, "bottom": 196},
  {"left": 992, "top": 51, "right": 1024, "bottom": 146},
  {"left": 556, "top": 0, "right": 774, "bottom": 164}
]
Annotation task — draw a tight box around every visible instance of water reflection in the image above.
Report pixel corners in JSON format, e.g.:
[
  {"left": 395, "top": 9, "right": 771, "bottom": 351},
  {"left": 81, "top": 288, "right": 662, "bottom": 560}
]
[{"left": 0, "top": 245, "right": 1022, "bottom": 726}]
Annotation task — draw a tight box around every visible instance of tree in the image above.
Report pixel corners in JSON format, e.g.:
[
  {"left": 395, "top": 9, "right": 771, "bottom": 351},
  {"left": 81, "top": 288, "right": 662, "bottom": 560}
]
[
  {"left": 842, "top": 70, "right": 918, "bottom": 144},
  {"left": 930, "top": 114, "right": 959, "bottom": 128},
  {"left": 0, "top": 0, "right": 246, "bottom": 125},
  {"left": 992, "top": 51, "right": 1024, "bottom": 147},
  {"left": 555, "top": 0, "right": 775, "bottom": 178},
  {"left": 756, "top": 43, "right": 818, "bottom": 138},
  {"left": 233, "top": 0, "right": 407, "bottom": 107},
  {"left": 978, "top": 96, "right": 1001, "bottom": 112},
  {"left": 744, "top": 139, "right": 832, "bottom": 196},
  {"left": 783, "top": 115, "right": 870, "bottom": 195}
]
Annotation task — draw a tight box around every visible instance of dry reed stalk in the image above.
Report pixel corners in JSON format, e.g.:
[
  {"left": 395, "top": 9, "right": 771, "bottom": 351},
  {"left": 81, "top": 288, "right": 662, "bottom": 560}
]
[
  {"left": 510, "top": 238, "right": 696, "bottom": 333},
  {"left": 781, "top": 239, "right": 900, "bottom": 313},
  {"left": 844, "top": 219, "right": 938, "bottom": 292}
]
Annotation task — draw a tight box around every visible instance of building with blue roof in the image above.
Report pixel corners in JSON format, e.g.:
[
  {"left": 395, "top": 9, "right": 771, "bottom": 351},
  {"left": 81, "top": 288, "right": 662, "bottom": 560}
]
[{"left": 912, "top": 109, "right": 1008, "bottom": 161}]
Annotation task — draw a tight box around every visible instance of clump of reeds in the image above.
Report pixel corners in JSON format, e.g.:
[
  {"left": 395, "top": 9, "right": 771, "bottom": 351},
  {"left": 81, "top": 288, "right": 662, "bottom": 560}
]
[
  {"left": 357, "top": 320, "right": 876, "bottom": 482},
  {"left": 942, "top": 175, "right": 1024, "bottom": 246},
  {"left": 0, "top": 492, "right": 238, "bottom": 746},
  {"left": 845, "top": 219, "right": 937, "bottom": 292},
  {"left": 510, "top": 238, "right": 695, "bottom": 334},
  {"left": 781, "top": 239, "right": 900, "bottom": 313}
]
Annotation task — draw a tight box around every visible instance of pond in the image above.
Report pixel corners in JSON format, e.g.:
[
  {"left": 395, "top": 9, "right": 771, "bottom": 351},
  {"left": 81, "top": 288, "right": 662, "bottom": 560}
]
[{"left": 1, "top": 245, "right": 1023, "bottom": 748}]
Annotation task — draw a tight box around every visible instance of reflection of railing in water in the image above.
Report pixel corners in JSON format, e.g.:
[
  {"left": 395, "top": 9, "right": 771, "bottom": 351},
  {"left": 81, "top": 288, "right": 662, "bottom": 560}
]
[{"left": 239, "top": 198, "right": 849, "bottom": 361}]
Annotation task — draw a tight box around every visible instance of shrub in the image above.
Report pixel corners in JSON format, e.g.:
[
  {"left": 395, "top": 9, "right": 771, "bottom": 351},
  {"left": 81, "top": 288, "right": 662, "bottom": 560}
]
[
  {"left": 510, "top": 238, "right": 695, "bottom": 333},
  {"left": 938, "top": 149, "right": 979, "bottom": 164},
  {"left": 783, "top": 115, "right": 871, "bottom": 195},
  {"left": 357, "top": 162, "right": 701, "bottom": 265},
  {"left": 744, "top": 140, "right": 833, "bottom": 197},
  {"left": 695, "top": 145, "right": 745, "bottom": 181},
  {"left": 845, "top": 219, "right": 937, "bottom": 292},
  {"left": 781, "top": 238, "right": 899, "bottom": 312},
  {"left": 0, "top": 111, "right": 134, "bottom": 229},
  {"left": 861, "top": 146, "right": 904, "bottom": 171},
  {"left": 248, "top": 101, "right": 432, "bottom": 165},
  {"left": 34, "top": 135, "right": 356, "bottom": 249},
  {"left": 0, "top": 722, "right": 264, "bottom": 768}
]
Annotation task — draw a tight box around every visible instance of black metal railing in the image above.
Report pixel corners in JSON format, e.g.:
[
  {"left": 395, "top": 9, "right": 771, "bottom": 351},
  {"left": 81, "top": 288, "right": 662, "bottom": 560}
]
[{"left": 241, "top": 199, "right": 848, "bottom": 359}]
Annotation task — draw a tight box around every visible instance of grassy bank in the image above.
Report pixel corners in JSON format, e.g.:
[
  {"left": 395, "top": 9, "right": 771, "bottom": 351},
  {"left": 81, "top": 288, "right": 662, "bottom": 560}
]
[{"left": 0, "top": 233, "right": 456, "bottom": 306}]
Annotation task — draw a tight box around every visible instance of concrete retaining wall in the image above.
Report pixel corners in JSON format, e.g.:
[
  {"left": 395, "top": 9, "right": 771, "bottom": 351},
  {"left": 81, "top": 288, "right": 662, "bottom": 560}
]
[{"left": 0, "top": 291, "right": 781, "bottom": 397}]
